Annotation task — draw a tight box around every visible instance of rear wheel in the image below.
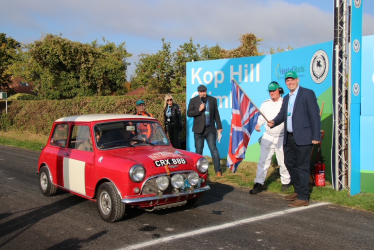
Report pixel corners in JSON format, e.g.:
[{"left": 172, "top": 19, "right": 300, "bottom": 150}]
[
  {"left": 97, "top": 182, "right": 126, "bottom": 223},
  {"left": 39, "top": 166, "right": 57, "bottom": 196},
  {"left": 186, "top": 192, "right": 205, "bottom": 207}
]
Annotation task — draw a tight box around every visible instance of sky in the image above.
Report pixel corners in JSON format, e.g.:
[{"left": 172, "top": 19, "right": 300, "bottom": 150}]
[{"left": 1, "top": 0, "right": 374, "bottom": 79}]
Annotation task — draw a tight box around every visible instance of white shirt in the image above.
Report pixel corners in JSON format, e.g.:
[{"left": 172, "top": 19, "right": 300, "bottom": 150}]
[{"left": 257, "top": 97, "right": 284, "bottom": 138}]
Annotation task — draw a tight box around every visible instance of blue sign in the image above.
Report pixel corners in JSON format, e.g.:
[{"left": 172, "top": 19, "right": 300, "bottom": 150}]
[{"left": 186, "top": 56, "right": 271, "bottom": 158}]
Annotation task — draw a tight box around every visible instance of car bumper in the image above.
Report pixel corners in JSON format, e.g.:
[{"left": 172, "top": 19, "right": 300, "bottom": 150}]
[{"left": 121, "top": 185, "right": 210, "bottom": 204}]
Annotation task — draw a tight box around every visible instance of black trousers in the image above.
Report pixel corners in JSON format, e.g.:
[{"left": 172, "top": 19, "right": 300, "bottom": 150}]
[
  {"left": 168, "top": 126, "right": 181, "bottom": 149},
  {"left": 283, "top": 133, "right": 313, "bottom": 201}
]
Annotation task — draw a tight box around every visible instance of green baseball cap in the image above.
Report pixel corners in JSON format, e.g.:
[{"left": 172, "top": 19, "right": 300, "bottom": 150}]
[
  {"left": 136, "top": 100, "right": 145, "bottom": 106},
  {"left": 285, "top": 70, "right": 298, "bottom": 79},
  {"left": 268, "top": 81, "right": 279, "bottom": 91}
]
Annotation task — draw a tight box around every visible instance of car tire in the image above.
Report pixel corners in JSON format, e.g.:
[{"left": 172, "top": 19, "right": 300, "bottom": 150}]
[
  {"left": 39, "top": 166, "right": 57, "bottom": 196},
  {"left": 186, "top": 192, "right": 205, "bottom": 207},
  {"left": 97, "top": 182, "right": 126, "bottom": 223}
]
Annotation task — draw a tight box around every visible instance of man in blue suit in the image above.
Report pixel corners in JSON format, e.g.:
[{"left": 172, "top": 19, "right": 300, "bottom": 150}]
[{"left": 268, "top": 71, "right": 320, "bottom": 207}]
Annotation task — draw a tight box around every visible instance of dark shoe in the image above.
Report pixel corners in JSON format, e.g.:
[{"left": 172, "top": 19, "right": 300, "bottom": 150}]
[
  {"left": 287, "top": 199, "right": 309, "bottom": 207},
  {"left": 286, "top": 193, "right": 298, "bottom": 201},
  {"left": 281, "top": 184, "right": 290, "bottom": 192},
  {"left": 249, "top": 183, "right": 263, "bottom": 194},
  {"left": 216, "top": 171, "right": 222, "bottom": 177}
]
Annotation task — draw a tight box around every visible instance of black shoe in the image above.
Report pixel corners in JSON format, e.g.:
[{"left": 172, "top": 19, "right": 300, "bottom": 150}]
[
  {"left": 281, "top": 184, "right": 290, "bottom": 192},
  {"left": 249, "top": 183, "right": 263, "bottom": 194}
]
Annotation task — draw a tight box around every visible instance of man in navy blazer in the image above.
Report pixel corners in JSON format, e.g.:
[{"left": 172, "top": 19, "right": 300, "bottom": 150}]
[
  {"left": 268, "top": 71, "right": 320, "bottom": 207},
  {"left": 187, "top": 84, "right": 223, "bottom": 176}
]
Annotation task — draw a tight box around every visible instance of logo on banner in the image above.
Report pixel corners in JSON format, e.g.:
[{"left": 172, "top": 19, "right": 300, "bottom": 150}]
[
  {"left": 310, "top": 50, "right": 329, "bottom": 84},
  {"left": 275, "top": 64, "right": 305, "bottom": 79},
  {"left": 353, "top": 83, "right": 360, "bottom": 96},
  {"left": 354, "top": 0, "right": 361, "bottom": 8},
  {"left": 353, "top": 39, "right": 360, "bottom": 53}
]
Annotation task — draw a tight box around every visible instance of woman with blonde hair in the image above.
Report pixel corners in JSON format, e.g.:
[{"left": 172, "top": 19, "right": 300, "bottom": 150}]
[{"left": 163, "top": 94, "right": 183, "bottom": 149}]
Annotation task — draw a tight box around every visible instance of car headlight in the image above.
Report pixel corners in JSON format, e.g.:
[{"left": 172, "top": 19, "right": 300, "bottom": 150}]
[
  {"left": 156, "top": 176, "right": 169, "bottom": 191},
  {"left": 196, "top": 157, "right": 209, "bottom": 173},
  {"left": 188, "top": 172, "right": 199, "bottom": 186},
  {"left": 129, "top": 164, "right": 145, "bottom": 182},
  {"left": 171, "top": 174, "right": 184, "bottom": 189}
]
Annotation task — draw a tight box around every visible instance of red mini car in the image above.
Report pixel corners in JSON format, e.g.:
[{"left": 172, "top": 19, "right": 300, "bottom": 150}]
[{"left": 37, "top": 114, "right": 210, "bottom": 222}]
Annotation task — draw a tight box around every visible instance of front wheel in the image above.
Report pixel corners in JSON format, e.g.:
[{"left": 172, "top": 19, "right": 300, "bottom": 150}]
[
  {"left": 39, "top": 166, "right": 57, "bottom": 196},
  {"left": 97, "top": 182, "right": 126, "bottom": 223}
]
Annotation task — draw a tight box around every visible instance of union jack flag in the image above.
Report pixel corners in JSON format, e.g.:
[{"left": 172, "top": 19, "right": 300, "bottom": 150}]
[{"left": 227, "top": 80, "right": 259, "bottom": 173}]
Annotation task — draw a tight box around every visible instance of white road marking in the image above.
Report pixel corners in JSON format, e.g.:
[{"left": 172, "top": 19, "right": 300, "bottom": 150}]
[{"left": 120, "top": 202, "right": 329, "bottom": 250}]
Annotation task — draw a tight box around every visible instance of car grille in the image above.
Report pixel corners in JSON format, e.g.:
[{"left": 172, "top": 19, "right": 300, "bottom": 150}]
[{"left": 141, "top": 172, "right": 191, "bottom": 195}]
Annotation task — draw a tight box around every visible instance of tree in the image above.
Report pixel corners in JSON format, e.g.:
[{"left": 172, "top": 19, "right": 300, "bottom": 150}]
[
  {"left": 8, "top": 34, "right": 132, "bottom": 99},
  {"left": 0, "top": 33, "right": 21, "bottom": 93},
  {"left": 132, "top": 39, "right": 174, "bottom": 94},
  {"left": 171, "top": 38, "right": 203, "bottom": 93},
  {"left": 220, "top": 33, "right": 263, "bottom": 58},
  {"left": 132, "top": 34, "right": 264, "bottom": 94},
  {"left": 132, "top": 38, "right": 223, "bottom": 93}
]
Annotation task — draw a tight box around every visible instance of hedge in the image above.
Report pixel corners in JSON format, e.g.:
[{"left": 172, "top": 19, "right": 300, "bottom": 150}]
[{"left": 0, "top": 94, "right": 187, "bottom": 139}]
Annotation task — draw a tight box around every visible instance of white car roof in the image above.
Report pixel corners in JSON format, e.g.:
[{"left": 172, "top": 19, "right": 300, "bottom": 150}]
[{"left": 55, "top": 114, "right": 156, "bottom": 122}]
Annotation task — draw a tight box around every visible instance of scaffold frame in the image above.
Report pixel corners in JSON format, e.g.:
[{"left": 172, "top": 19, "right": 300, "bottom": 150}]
[{"left": 333, "top": 0, "right": 351, "bottom": 191}]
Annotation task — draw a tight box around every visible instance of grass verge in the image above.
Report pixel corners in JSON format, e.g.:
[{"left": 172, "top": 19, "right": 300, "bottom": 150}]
[
  {"left": 207, "top": 158, "right": 374, "bottom": 213},
  {"left": 0, "top": 130, "right": 373, "bottom": 213},
  {"left": 0, "top": 130, "right": 48, "bottom": 151}
]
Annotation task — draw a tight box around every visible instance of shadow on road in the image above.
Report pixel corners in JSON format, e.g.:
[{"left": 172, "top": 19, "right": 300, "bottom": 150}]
[
  {"left": 203, "top": 182, "right": 235, "bottom": 206},
  {"left": 0, "top": 195, "right": 85, "bottom": 247},
  {"left": 46, "top": 230, "right": 107, "bottom": 250},
  {"left": 121, "top": 182, "right": 235, "bottom": 219}
]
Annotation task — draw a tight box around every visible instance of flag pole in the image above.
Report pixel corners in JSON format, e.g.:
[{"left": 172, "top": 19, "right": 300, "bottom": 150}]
[{"left": 232, "top": 78, "right": 270, "bottom": 123}]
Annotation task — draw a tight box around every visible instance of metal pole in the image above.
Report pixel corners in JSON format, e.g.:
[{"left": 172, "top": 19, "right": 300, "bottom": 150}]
[
  {"left": 333, "top": 0, "right": 351, "bottom": 191},
  {"left": 231, "top": 78, "right": 269, "bottom": 122}
]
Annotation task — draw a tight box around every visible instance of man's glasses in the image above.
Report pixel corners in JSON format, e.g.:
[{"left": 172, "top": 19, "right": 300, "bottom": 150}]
[{"left": 167, "top": 99, "right": 173, "bottom": 102}]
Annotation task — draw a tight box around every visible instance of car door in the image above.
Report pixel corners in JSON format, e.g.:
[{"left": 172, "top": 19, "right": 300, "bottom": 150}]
[
  {"left": 64, "top": 124, "right": 95, "bottom": 197},
  {"left": 45, "top": 123, "right": 69, "bottom": 187}
]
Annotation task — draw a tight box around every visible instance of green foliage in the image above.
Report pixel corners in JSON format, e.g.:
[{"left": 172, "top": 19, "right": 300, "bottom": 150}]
[
  {"left": 220, "top": 33, "right": 263, "bottom": 58},
  {"left": 0, "top": 113, "right": 12, "bottom": 131},
  {"left": 132, "top": 38, "right": 225, "bottom": 94},
  {"left": 200, "top": 44, "right": 222, "bottom": 61},
  {"left": 0, "top": 94, "right": 187, "bottom": 139},
  {"left": 8, "top": 93, "right": 37, "bottom": 100},
  {"left": 7, "top": 34, "right": 132, "bottom": 99},
  {"left": 0, "top": 33, "right": 21, "bottom": 94},
  {"left": 132, "top": 39, "right": 174, "bottom": 93},
  {"left": 132, "top": 34, "right": 264, "bottom": 93}
]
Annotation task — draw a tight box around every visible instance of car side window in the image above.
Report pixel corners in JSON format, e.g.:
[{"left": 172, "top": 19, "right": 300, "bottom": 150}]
[
  {"left": 50, "top": 124, "right": 69, "bottom": 148},
  {"left": 69, "top": 125, "right": 93, "bottom": 152}
]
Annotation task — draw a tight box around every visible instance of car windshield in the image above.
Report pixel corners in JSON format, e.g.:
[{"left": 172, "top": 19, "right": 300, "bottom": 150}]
[{"left": 94, "top": 120, "right": 170, "bottom": 150}]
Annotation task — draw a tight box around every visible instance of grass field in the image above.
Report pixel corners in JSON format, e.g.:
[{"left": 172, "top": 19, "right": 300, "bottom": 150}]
[{"left": 1, "top": 130, "right": 373, "bottom": 213}]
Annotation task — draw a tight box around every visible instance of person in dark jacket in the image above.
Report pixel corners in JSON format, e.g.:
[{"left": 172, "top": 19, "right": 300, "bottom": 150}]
[
  {"left": 268, "top": 71, "right": 320, "bottom": 207},
  {"left": 163, "top": 94, "right": 183, "bottom": 149},
  {"left": 187, "top": 85, "right": 223, "bottom": 176}
]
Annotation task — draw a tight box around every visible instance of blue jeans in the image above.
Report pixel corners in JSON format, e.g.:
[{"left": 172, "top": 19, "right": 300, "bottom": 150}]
[{"left": 194, "top": 130, "right": 221, "bottom": 173}]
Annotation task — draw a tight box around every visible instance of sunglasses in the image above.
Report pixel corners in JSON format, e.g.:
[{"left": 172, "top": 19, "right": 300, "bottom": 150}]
[{"left": 167, "top": 99, "right": 173, "bottom": 102}]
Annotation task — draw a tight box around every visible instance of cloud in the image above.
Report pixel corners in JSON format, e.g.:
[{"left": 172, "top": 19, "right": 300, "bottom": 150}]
[
  {"left": 2, "top": 0, "right": 374, "bottom": 77},
  {"left": 2, "top": 1, "right": 373, "bottom": 47},
  {"left": 363, "top": 13, "right": 374, "bottom": 36}
]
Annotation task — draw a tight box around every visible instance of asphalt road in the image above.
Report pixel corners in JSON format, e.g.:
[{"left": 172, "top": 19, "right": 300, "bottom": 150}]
[{"left": 0, "top": 145, "right": 373, "bottom": 250}]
